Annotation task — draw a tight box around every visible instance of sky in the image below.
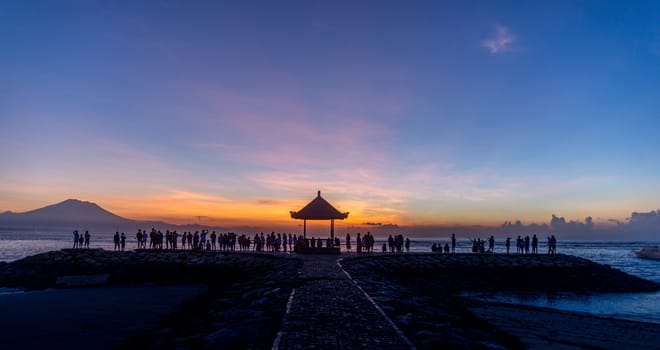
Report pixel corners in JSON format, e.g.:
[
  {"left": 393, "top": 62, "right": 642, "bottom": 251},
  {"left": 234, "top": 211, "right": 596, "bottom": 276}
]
[{"left": 1, "top": 1, "right": 660, "bottom": 234}]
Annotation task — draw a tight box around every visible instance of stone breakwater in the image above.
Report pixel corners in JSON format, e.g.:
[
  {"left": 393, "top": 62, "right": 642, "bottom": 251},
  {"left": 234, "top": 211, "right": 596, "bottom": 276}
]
[
  {"left": 342, "top": 253, "right": 660, "bottom": 294},
  {"left": 0, "top": 249, "right": 301, "bottom": 349},
  {"left": 0, "top": 249, "right": 300, "bottom": 290},
  {"left": 341, "top": 253, "right": 660, "bottom": 350},
  {"left": 1, "top": 251, "right": 659, "bottom": 350}
]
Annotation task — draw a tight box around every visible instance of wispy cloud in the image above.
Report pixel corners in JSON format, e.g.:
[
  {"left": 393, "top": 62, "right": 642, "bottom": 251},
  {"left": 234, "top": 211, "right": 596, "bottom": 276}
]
[{"left": 481, "top": 25, "right": 515, "bottom": 54}]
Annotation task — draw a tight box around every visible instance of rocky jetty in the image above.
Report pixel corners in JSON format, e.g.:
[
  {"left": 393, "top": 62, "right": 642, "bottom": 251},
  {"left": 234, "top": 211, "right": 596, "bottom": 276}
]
[
  {"left": 0, "top": 249, "right": 301, "bottom": 349},
  {"left": 1, "top": 251, "right": 658, "bottom": 349},
  {"left": 0, "top": 249, "right": 299, "bottom": 290},
  {"left": 341, "top": 253, "right": 660, "bottom": 349},
  {"left": 342, "top": 253, "right": 659, "bottom": 294}
]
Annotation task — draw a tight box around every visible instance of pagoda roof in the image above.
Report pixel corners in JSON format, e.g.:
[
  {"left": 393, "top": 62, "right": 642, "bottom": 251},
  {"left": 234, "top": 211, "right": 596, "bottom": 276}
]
[{"left": 290, "top": 191, "right": 349, "bottom": 220}]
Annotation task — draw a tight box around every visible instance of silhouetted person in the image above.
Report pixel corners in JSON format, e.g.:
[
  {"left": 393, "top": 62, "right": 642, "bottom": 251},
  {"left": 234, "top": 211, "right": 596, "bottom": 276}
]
[
  {"left": 113, "top": 232, "right": 120, "bottom": 251},
  {"left": 382, "top": 243, "right": 386, "bottom": 252},
  {"left": 444, "top": 243, "right": 450, "bottom": 254},
  {"left": 532, "top": 234, "right": 538, "bottom": 254},
  {"left": 505, "top": 237, "right": 511, "bottom": 254},
  {"left": 405, "top": 237, "right": 410, "bottom": 252},
  {"left": 120, "top": 232, "right": 126, "bottom": 251},
  {"left": 549, "top": 235, "right": 557, "bottom": 254},
  {"left": 524, "top": 236, "right": 530, "bottom": 254},
  {"left": 451, "top": 233, "right": 456, "bottom": 253},
  {"left": 73, "top": 230, "right": 79, "bottom": 249},
  {"left": 84, "top": 230, "right": 90, "bottom": 248},
  {"left": 488, "top": 235, "right": 495, "bottom": 253}
]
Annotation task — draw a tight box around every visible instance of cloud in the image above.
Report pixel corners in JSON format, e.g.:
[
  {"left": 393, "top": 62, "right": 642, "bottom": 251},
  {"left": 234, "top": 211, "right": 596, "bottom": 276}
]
[{"left": 481, "top": 25, "right": 515, "bottom": 54}]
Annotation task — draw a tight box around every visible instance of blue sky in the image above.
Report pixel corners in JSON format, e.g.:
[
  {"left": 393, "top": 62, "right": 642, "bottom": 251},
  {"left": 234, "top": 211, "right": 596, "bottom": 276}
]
[{"left": 1, "top": 1, "right": 659, "bottom": 231}]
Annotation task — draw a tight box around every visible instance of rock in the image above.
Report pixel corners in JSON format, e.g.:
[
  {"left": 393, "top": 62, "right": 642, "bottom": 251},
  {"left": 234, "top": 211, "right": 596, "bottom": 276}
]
[
  {"left": 397, "top": 313, "right": 414, "bottom": 327},
  {"left": 477, "top": 341, "right": 509, "bottom": 350},
  {"left": 263, "top": 287, "right": 280, "bottom": 297},
  {"left": 55, "top": 274, "right": 110, "bottom": 287},
  {"left": 250, "top": 296, "right": 270, "bottom": 307},
  {"left": 421, "top": 334, "right": 449, "bottom": 348},
  {"left": 205, "top": 327, "right": 239, "bottom": 343}
]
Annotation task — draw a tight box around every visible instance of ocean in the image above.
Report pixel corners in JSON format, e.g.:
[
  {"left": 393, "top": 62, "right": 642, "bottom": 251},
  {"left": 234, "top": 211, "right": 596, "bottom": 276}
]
[{"left": 1, "top": 230, "right": 659, "bottom": 323}]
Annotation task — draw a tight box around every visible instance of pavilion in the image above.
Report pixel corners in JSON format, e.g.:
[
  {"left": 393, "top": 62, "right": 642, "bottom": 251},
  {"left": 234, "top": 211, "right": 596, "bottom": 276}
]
[{"left": 290, "top": 191, "right": 349, "bottom": 242}]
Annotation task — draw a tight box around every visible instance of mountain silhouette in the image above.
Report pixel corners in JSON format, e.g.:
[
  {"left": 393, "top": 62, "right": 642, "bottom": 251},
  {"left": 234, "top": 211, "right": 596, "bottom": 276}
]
[
  {"left": 0, "top": 199, "right": 136, "bottom": 229},
  {"left": 0, "top": 199, "right": 226, "bottom": 232}
]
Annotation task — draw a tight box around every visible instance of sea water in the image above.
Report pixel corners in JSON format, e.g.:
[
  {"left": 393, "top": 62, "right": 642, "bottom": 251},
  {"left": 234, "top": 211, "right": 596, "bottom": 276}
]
[
  {"left": 1, "top": 230, "right": 659, "bottom": 323},
  {"left": 1, "top": 231, "right": 658, "bottom": 282}
]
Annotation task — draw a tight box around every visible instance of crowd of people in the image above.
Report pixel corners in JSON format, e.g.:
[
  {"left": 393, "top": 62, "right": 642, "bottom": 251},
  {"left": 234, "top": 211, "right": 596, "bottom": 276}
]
[
  {"left": 74, "top": 228, "right": 559, "bottom": 256},
  {"left": 432, "top": 233, "right": 457, "bottom": 254},
  {"left": 71, "top": 230, "right": 91, "bottom": 249},
  {"left": 113, "top": 232, "right": 126, "bottom": 251},
  {"left": 88, "top": 229, "right": 415, "bottom": 255},
  {"left": 432, "top": 233, "right": 559, "bottom": 255},
  {"left": 122, "top": 229, "right": 413, "bottom": 255}
]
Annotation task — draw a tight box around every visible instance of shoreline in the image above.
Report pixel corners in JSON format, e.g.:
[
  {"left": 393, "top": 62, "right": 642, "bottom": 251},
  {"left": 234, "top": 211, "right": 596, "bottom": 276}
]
[{"left": 468, "top": 300, "right": 660, "bottom": 350}]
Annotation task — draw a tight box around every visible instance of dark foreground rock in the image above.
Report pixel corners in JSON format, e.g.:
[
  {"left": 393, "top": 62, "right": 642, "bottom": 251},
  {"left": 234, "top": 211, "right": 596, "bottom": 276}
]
[
  {"left": 2, "top": 251, "right": 658, "bottom": 350},
  {"left": 341, "top": 253, "right": 660, "bottom": 350},
  {"left": 0, "top": 249, "right": 301, "bottom": 350},
  {"left": 343, "top": 253, "right": 659, "bottom": 294},
  {"left": 0, "top": 249, "right": 299, "bottom": 290}
]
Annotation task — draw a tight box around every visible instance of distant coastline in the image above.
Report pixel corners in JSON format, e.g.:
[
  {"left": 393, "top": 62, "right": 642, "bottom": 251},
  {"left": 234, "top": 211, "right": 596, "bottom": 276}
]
[{"left": 2, "top": 199, "right": 660, "bottom": 240}]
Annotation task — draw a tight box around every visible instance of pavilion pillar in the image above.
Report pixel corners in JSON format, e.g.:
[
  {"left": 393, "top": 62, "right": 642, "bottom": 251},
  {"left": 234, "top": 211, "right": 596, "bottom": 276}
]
[
  {"left": 303, "top": 219, "right": 307, "bottom": 238},
  {"left": 331, "top": 219, "right": 334, "bottom": 242}
]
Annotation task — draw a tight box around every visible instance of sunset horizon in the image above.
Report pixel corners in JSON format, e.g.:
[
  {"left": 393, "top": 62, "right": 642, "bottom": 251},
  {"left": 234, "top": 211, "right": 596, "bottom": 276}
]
[
  {"left": 2, "top": 1, "right": 659, "bottom": 239},
  {"left": 1, "top": 2, "right": 660, "bottom": 348},
  {"left": 2, "top": 195, "right": 658, "bottom": 240}
]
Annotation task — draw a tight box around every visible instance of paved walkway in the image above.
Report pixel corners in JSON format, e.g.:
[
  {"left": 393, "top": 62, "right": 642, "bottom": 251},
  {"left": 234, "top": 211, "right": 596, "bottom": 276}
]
[{"left": 273, "top": 255, "right": 413, "bottom": 350}]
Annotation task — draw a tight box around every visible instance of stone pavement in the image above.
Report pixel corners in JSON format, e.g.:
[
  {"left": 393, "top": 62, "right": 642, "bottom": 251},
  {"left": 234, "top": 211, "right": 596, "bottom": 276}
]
[{"left": 272, "top": 255, "right": 414, "bottom": 350}]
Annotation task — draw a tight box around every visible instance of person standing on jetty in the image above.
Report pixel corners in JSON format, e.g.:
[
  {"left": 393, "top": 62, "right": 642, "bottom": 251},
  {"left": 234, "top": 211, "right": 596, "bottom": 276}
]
[
  {"left": 505, "top": 237, "right": 511, "bottom": 254},
  {"left": 120, "top": 232, "right": 126, "bottom": 251},
  {"left": 451, "top": 233, "right": 456, "bottom": 253},
  {"left": 73, "top": 230, "right": 79, "bottom": 249},
  {"left": 113, "top": 232, "right": 120, "bottom": 251},
  {"left": 547, "top": 235, "right": 557, "bottom": 254},
  {"left": 524, "top": 236, "right": 530, "bottom": 254},
  {"left": 84, "top": 230, "right": 90, "bottom": 249},
  {"left": 532, "top": 234, "right": 538, "bottom": 254}
]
